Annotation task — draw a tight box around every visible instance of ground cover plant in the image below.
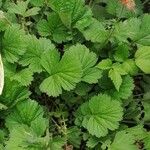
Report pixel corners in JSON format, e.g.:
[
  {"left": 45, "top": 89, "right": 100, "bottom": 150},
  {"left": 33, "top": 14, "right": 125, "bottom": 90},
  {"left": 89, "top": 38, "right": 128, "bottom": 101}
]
[{"left": 0, "top": 0, "right": 150, "bottom": 149}]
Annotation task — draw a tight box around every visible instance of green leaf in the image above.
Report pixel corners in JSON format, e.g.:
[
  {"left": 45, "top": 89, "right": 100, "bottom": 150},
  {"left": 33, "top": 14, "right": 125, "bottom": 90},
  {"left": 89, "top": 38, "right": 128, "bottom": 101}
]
[
  {"left": 135, "top": 46, "right": 150, "bottom": 73},
  {"left": 75, "top": 82, "right": 92, "bottom": 96},
  {"left": 106, "top": 0, "right": 143, "bottom": 18},
  {"left": 8, "top": 1, "right": 40, "bottom": 17},
  {"left": 37, "top": 12, "right": 71, "bottom": 43},
  {"left": 11, "top": 68, "right": 34, "bottom": 86},
  {"left": 5, "top": 125, "right": 48, "bottom": 150},
  {"left": 40, "top": 49, "right": 82, "bottom": 97},
  {"left": 97, "top": 59, "right": 112, "bottom": 70},
  {"left": 68, "top": 44, "right": 102, "bottom": 83},
  {"left": 134, "top": 14, "right": 150, "bottom": 46},
  {"left": 0, "top": 11, "right": 10, "bottom": 31},
  {"left": 30, "top": 0, "right": 44, "bottom": 6},
  {"left": 109, "top": 68, "right": 122, "bottom": 91},
  {"left": 6, "top": 99, "right": 45, "bottom": 130},
  {"left": 86, "top": 136, "right": 99, "bottom": 148},
  {"left": 8, "top": 1, "right": 28, "bottom": 16},
  {"left": 75, "top": 94, "right": 123, "bottom": 137},
  {"left": 2, "top": 26, "right": 26, "bottom": 63},
  {"left": 49, "top": 137, "right": 65, "bottom": 150},
  {"left": 0, "top": 78, "right": 30, "bottom": 107},
  {"left": 114, "top": 44, "right": 129, "bottom": 62},
  {"left": 19, "top": 35, "right": 55, "bottom": 73},
  {"left": 122, "top": 59, "right": 138, "bottom": 76},
  {"left": 79, "top": 18, "right": 108, "bottom": 43},
  {"left": 108, "top": 131, "right": 138, "bottom": 150},
  {"left": 48, "top": 0, "right": 92, "bottom": 29},
  {"left": 24, "top": 7, "right": 40, "bottom": 17},
  {"left": 67, "top": 127, "right": 81, "bottom": 148},
  {"left": 113, "top": 14, "right": 150, "bottom": 45},
  {"left": 144, "top": 133, "right": 150, "bottom": 150},
  {"left": 107, "top": 76, "right": 134, "bottom": 100}
]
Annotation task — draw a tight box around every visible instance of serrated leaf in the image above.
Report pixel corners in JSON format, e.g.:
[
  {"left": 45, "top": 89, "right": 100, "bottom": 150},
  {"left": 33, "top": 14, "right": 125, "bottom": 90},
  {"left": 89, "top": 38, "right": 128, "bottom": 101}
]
[
  {"left": 48, "top": 0, "right": 92, "bottom": 29},
  {"left": 114, "top": 44, "right": 129, "bottom": 62},
  {"left": 37, "top": 12, "right": 71, "bottom": 43},
  {"left": 79, "top": 18, "right": 108, "bottom": 43},
  {"left": 108, "top": 131, "right": 138, "bottom": 150},
  {"left": 107, "top": 75, "right": 134, "bottom": 100},
  {"left": 2, "top": 26, "right": 26, "bottom": 63},
  {"left": 19, "top": 35, "right": 55, "bottom": 73},
  {"left": 75, "top": 94, "right": 123, "bottom": 137},
  {"left": 135, "top": 46, "right": 150, "bottom": 73},
  {"left": 8, "top": 1, "right": 28, "bottom": 16},
  {"left": 40, "top": 49, "right": 82, "bottom": 97},
  {"left": 135, "top": 14, "right": 150, "bottom": 45},
  {"left": 11, "top": 68, "right": 34, "bottom": 86},
  {"left": 122, "top": 59, "right": 138, "bottom": 75},
  {"left": 0, "top": 78, "right": 30, "bottom": 107},
  {"left": 97, "top": 59, "right": 112, "bottom": 70},
  {"left": 8, "top": 1, "right": 40, "bottom": 17},
  {"left": 68, "top": 44, "right": 102, "bottom": 83},
  {"left": 86, "top": 136, "right": 99, "bottom": 148},
  {"left": 114, "top": 18, "right": 140, "bottom": 42},
  {"left": 0, "top": 11, "right": 10, "bottom": 31},
  {"left": 24, "top": 7, "right": 40, "bottom": 17},
  {"left": 6, "top": 99, "right": 45, "bottom": 130},
  {"left": 109, "top": 68, "right": 122, "bottom": 91},
  {"left": 5, "top": 125, "right": 48, "bottom": 150},
  {"left": 113, "top": 14, "right": 150, "bottom": 45}
]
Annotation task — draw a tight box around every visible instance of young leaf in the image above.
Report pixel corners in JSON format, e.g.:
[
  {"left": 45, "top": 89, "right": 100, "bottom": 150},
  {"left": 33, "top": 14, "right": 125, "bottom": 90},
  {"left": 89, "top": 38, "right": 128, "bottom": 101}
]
[
  {"left": 8, "top": 1, "right": 40, "bottom": 17},
  {"left": 107, "top": 75, "right": 134, "bottom": 100},
  {"left": 109, "top": 68, "right": 122, "bottom": 91},
  {"left": 75, "top": 94, "right": 123, "bottom": 138},
  {"left": 97, "top": 59, "right": 112, "bottom": 70}
]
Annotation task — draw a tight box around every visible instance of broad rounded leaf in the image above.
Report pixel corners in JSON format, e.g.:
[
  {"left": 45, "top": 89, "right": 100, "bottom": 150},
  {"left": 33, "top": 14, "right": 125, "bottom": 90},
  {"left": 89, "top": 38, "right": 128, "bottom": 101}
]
[
  {"left": 75, "top": 94, "right": 123, "bottom": 137},
  {"left": 40, "top": 49, "right": 82, "bottom": 97},
  {"left": 68, "top": 44, "right": 102, "bottom": 83}
]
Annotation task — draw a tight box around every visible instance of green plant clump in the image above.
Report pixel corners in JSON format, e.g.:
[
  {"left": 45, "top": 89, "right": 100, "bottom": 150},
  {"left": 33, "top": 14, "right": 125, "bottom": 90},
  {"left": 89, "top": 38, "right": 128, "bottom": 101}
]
[{"left": 0, "top": 0, "right": 150, "bottom": 149}]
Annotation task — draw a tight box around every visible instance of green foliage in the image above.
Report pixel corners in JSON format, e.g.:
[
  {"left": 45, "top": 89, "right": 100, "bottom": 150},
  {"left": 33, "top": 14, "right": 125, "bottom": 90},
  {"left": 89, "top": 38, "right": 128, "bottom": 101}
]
[
  {"left": 0, "top": 0, "right": 150, "bottom": 149},
  {"left": 75, "top": 94, "right": 123, "bottom": 137}
]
